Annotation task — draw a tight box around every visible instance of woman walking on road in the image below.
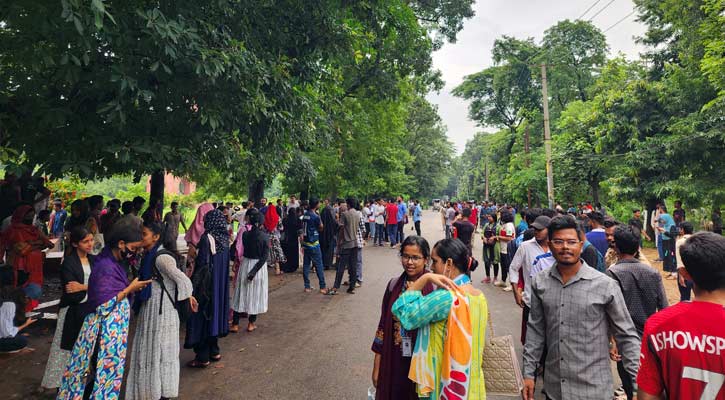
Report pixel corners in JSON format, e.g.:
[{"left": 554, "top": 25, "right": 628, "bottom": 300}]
[
  {"left": 392, "top": 238, "right": 488, "bottom": 400},
  {"left": 230, "top": 208, "right": 268, "bottom": 333},
  {"left": 371, "top": 236, "right": 434, "bottom": 400},
  {"left": 184, "top": 209, "right": 230, "bottom": 367},
  {"left": 125, "top": 221, "right": 193, "bottom": 400},
  {"left": 280, "top": 208, "right": 301, "bottom": 273},
  {"left": 481, "top": 213, "right": 500, "bottom": 284},
  {"left": 40, "top": 226, "right": 93, "bottom": 390}
]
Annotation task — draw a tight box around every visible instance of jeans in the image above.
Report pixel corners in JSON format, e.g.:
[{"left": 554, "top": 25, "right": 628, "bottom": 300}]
[
  {"left": 334, "top": 247, "right": 358, "bottom": 290},
  {"left": 414, "top": 220, "right": 421, "bottom": 236},
  {"left": 303, "top": 245, "right": 327, "bottom": 289},
  {"left": 356, "top": 246, "right": 363, "bottom": 282},
  {"left": 445, "top": 225, "right": 452, "bottom": 239},
  {"left": 397, "top": 221, "right": 405, "bottom": 244},
  {"left": 656, "top": 233, "right": 664, "bottom": 259},
  {"left": 387, "top": 224, "right": 398, "bottom": 246},
  {"left": 368, "top": 222, "right": 376, "bottom": 240},
  {"left": 193, "top": 336, "right": 219, "bottom": 363},
  {"left": 375, "top": 223, "right": 385, "bottom": 245},
  {"left": 679, "top": 279, "right": 694, "bottom": 301}
]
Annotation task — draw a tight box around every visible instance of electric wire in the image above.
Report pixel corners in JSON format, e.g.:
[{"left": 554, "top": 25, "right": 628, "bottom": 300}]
[
  {"left": 603, "top": 10, "right": 636, "bottom": 33},
  {"left": 587, "top": 0, "right": 617, "bottom": 22},
  {"left": 577, "top": 0, "right": 603, "bottom": 20}
]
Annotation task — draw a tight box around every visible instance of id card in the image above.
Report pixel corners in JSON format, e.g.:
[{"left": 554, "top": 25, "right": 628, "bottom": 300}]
[{"left": 402, "top": 336, "right": 413, "bottom": 357}]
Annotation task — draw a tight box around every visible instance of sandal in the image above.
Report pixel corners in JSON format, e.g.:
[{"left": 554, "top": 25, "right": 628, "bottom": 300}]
[
  {"left": 319, "top": 288, "right": 329, "bottom": 295},
  {"left": 326, "top": 289, "right": 338, "bottom": 295},
  {"left": 247, "top": 324, "right": 256, "bottom": 333},
  {"left": 229, "top": 325, "right": 239, "bottom": 333},
  {"left": 304, "top": 288, "right": 313, "bottom": 293},
  {"left": 187, "top": 360, "right": 210, "bottom": 368},
  {"left": 210, "top": 354, "right": 222, "bottom": 362}
]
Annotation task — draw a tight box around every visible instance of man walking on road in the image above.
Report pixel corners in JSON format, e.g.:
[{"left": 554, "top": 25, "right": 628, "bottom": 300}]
[
  {"left": 373, "top": 199, "right": 386, "bottom": 246},
  {"left": 385, "top": 198, "right": 399, "bottom": 248},
  {"left": 396, "top": 196, "right": 407, "bottom": 245},
  {"left": 301, "top": 198, "right": 328, "bottom": 294},
  {"left": 522, "top": 215, "right": 640, "bottom": 400},
  {"left": 412, "top": 199, "right": 422, "bottom": 236},
  {"left": 329, "top": 197, "right": 361, "bottom": 295},
  {"left": 445, "top": 202, "right": 456, "bottom": 239}
]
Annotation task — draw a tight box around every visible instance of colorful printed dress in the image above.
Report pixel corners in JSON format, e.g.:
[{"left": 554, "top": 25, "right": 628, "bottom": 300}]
[
  {"left": 57, "top": 247, "right": 132, "bottom": 400},
  {"left": 392, "top": 277, "right": 488, "bottom": 400}
]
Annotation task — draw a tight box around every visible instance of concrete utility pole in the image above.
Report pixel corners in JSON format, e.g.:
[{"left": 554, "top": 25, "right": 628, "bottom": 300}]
[
  {"left": 484, "top": 158, "right": 489, "bottom": 201},
  {"left": 540, "top": 64, "right": 555, "bottom": 209},
  {"left": 524, "top": 123, "right": 531, "bottom": 208}
]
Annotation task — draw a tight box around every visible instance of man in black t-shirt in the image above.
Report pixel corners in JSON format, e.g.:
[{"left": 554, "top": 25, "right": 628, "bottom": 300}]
[
  {"left": 453, "top": 207, "right": 476, "bottom": 255},
  {"left": 628, "top": 209, "right": 650, "bottom": 242}
]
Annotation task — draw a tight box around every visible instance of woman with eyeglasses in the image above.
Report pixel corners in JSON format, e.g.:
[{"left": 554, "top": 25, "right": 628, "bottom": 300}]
[
  {"left": 392, "top": 238, "right": 489, "bottom": 399},
  {"left": 371, "top": 235, "right": 434, "bottom": 400}
]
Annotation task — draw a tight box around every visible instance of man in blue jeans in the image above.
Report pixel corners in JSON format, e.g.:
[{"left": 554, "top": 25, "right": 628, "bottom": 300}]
[{"left": 301, "top": 198, "right": 328, "bottom": 294}]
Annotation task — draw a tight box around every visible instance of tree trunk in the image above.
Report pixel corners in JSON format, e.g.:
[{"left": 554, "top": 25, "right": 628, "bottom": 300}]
[
  {"left": 590, "top": 178, "right": 600, "bottom": 206},
  {"left": 149, "top": 170, "right": 165, "bottom": 214},
  {"left": 248, "top": 178, "right": 265, "bottom": 209}
]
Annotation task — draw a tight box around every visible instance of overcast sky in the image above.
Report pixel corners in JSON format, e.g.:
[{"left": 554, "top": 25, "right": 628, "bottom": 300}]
[{"left": 429, "top": 0, "right": 647, "bottom": 154}]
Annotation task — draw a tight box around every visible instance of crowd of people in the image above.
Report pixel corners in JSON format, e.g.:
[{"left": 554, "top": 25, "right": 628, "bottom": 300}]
[{"left": 1, "top": 173, "right": 724, "bottom": 400}]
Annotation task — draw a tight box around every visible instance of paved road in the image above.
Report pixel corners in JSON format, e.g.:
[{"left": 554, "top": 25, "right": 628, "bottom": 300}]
[{"left": 179, "top": 210, "right": 527, "bottom": 399}]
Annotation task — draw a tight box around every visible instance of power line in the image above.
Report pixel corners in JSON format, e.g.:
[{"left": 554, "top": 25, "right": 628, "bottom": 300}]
[
  {"left": 587, "top": 0, "right": 617, "bottom": 22},
  {"left": 577, "top": 0, "right": 603, "bottom": 20},
  {"left": 603, "top": 10, "right": 636, "bottom": 33}
]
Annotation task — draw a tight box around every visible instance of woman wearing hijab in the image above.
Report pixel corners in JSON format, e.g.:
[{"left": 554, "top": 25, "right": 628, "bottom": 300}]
[
  {"left": 392, "top": 238, "right": 488, "bottom": 400},
  {"left": 280, "top": 208, "right": 301, "bottom": 273},
  {"left": 1, "top": 205, "right": 53, "bottom": 286},
  {"left": 40, "top": 226, "right": 93, "bottom": 391},
  {"left": 371, "top": 236, "right": 434, "bottom": 400},
  {"left": 184, "top": 209, "right": 230, "bottom": 367},
  {"left": 184, "top": 203, "right": 214, "bottom": 273},
  {"left": 230, "top": 209, "right": 268, "bottom": 333},
  {"left": 125, "top": 221, "right": 193, "bottom": 400},
  {"left": 57, "top": 217, "right": 151, "bottom": 399},
  {"left": 263, "top": 202, "right": 280, "bottom": 236},
  {"left": 319, "top": 204, "right": 337, "bottom": 270}
]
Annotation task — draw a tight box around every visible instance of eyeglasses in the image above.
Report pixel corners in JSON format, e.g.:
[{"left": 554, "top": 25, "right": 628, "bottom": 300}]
[
  {"left": 400, "top": 255, "right": 425, "bottom": 262},
  {"left": 550, "top": 239, "right": 582, "bottom": 247}
]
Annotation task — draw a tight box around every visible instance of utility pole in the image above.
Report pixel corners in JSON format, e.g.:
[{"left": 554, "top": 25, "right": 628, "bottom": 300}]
[
  {"left": 540, "top": 64, "right": 555, "bottom": 209},
  {"left": 524, "top": 123, "right": 531, "bottom": 208},
  {"left": 484, "top": 158, "right": 489, "bottom": 201}
]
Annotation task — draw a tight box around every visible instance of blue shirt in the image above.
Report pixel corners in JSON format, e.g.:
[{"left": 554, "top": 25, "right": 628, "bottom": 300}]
[
  {"left": 413, "top": 205, "right": 422, "bottom": 222},
  {"left": 516, "top": 220, "right": 528, "bottom": 236},
  {"left": 51, "top": 209, "right": 67, "bottom": 236},
  {"left": 585, "top": 229, "right": 609, "bottom": 257},
  {"left": 301, "top": 210, "right": 321, "bottom": 246},
  {"left": 397, "top": 202, "right": 407, "bottom": 222}
]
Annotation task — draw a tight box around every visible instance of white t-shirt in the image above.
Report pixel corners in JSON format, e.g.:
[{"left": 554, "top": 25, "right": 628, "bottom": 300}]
[
  {"left": 499, "top": 222, "right": 516, "bottom": 254},
  {"left": 0, "top": 302, "right": 19, "bottom": 338},
  {"left": 374, "top": 204, "right": 385, "bottom": 224}
]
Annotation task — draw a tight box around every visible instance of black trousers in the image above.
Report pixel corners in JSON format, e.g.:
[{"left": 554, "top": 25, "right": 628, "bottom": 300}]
[
  {"left": 397, "top": 221, "right": 405, "bottom": 244},
  {"left": 334, "top": 247, "right": 358, "bottom": 290},
  {"left": 483, "top": 244, "right": 498, "bottom": 278},
  {"left": 193, "top": 336, "right": 219, "bottom": 363},
  {"left": 500, "top": 251, "right": 511, "bottom": 282},
  {"left": 0, "top": 335, "right": 27, "bottom": 353},
  {"left": 616, "top": 360, "right": 634, "bottom": 400},
  {"left": 232, "top": 312, "right": 257, "bottom": 325},
  {"left": 414, "top": 221, "right": 421, "bottom": 236}
]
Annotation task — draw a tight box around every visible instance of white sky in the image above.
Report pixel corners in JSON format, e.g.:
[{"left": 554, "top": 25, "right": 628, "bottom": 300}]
[{"left": 428, "top": 0, "right": 648, "bottom": 154}]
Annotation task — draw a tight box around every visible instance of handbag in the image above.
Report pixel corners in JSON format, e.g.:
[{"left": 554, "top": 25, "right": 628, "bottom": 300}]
[{"left": 482, "top": 309, "right": 524, "bottom": 396}]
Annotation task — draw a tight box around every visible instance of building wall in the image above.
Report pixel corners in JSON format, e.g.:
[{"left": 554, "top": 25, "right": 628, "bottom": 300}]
[{"left": 145, "top": 173, "right": 196, "bottom": 195}]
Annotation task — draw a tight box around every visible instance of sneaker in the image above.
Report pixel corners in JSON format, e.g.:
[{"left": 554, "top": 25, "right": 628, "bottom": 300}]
[
  {"left": 481, "top": 277, "right": 492, "bottom": 284},
  {"left": 494, "top": 280, "right": 506, "bottom": 287},
  {"left": 355, "top": 282, "right": 361, "bottom": 288},
  {"left": 502, "top": 284, "right": 513, "bottom": 292}
]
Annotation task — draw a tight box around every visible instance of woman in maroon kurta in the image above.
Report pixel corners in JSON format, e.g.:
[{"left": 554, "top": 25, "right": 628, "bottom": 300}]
[{"left": 371, "top": 235, "right": 434, "bottom": 400}]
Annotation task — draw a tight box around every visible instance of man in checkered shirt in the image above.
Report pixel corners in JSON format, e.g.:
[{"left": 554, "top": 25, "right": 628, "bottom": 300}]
[{"left": 522, "top": 215, "right": 640, "bottom": 400}]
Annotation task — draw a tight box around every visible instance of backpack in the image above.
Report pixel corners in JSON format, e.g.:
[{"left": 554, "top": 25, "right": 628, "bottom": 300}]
[
  {"left": 152, "top": 249, "right": 193, "bottom": 323},
  {"left": 583, "top": 241, "right": 606, "bottom": 272}
]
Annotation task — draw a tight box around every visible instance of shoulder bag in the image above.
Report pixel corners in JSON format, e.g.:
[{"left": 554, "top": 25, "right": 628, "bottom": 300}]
[{"left": 482, "top": 309, "right": 524, "bottom": 396}]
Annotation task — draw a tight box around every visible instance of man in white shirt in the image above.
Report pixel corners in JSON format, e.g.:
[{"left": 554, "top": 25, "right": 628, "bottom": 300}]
[
  {"left": 445, "top": 203, "right": 456, "bottom": 239},
  {"left": 509, "top": 215, "right": 552, "bottom": 344},
  {"left": 373, "top": 199, "right": 386, "bottom": 246}
]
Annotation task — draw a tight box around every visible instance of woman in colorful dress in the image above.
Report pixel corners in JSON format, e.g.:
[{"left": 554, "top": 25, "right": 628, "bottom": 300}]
[
  {"left": 125, "top": 221, "right": 194, "bottom": 400},
  {"left": 41, "top": 226, "right": 94, "bottom": 391},
  {"left": 371, "top": 235, "right": 434, "bottom": 400},
  {"left": 230, "top": 208, "right": 268, "bottom": 333},
  {"left": 392, "top": 238, "right": 489, "bottom": 400},
  {"left": 184, "top": 209, "right": 230, "bottom": 367},
  {"left": 57, "top": 217, "right": 151, "bottom": 399}
]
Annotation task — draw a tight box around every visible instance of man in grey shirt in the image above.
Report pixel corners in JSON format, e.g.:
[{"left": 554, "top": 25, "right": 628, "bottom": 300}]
[
  {"left": 607, "top": 224, "right": 668, "bottom": 399},
  {"left": 445, "top": 203, "right": 456, "bottom": 239},
  {"left": 522, "top": 215, "right": 640, "bottom": 400},
  {"left": 329, "top": 197, "right": 361, "bottom": 295}
]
